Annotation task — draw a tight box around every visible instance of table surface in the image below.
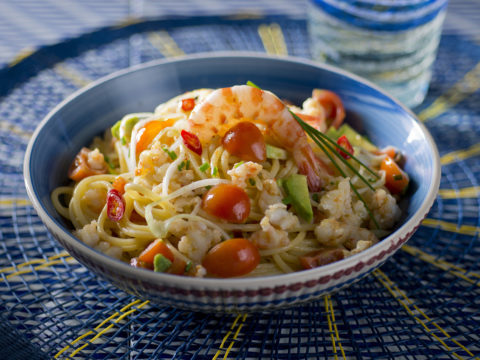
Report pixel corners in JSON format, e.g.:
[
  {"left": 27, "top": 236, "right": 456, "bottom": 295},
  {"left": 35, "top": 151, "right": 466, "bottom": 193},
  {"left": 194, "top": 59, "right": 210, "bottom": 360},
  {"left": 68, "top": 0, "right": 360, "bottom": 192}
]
[{"left": 1, "top": 1, "right": 480, "bottom": 359}]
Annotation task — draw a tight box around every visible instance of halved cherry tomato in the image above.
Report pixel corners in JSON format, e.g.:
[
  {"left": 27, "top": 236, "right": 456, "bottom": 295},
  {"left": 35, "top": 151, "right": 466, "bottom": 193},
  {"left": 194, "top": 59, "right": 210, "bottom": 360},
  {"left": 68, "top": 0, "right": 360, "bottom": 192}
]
[
  {"left": 181, "top": 98, "right": 195, "bottom": 112},
  {"left": 336, "top": 135, "right": 354, "bottom": 159},
  {"left": 68, "top": 147, "right": 108, "bottom": 182},
  {"left": 222, "top": 122, "right": 266, "bottom": 162},
  {"left": 202, "top": 238, "right": 260, "bottom": 277},
  {"left": 312, "top": 89, "right": 345, "bottom": 129},
  {"left": 168, "top": 257, "right": 187, "bottom": 275},
  {"left": 378, "top": 146, "right": 396, "bottom": 159},
  {"left": 138, "top": 239, "right": 174, "bottom": 265},
  {"left": 181, "top": 129, "right": 202, "bottom": 155},
  {"left": 135, "top": 119, "right": 176, "bottom": 157},
  {"left": 202, "top": 183, "right": 250, "bottom": 223},
  {"left": 381, "top": 156, "right": 409, "bottom": 195},
  {"left": 106, "top": 189, "right": 125, "bottom": 222},
  {"left": 377, "top": 146, "right": 406, "bottom": 168},
  {"left": 299, "top": 249, "right": 344, "bottom": 269}
]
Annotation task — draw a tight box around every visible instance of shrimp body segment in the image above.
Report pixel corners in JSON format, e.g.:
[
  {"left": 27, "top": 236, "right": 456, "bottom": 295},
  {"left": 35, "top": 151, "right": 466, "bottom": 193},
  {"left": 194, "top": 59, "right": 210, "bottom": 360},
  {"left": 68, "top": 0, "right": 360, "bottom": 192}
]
[{"left": 187, "top": 85, "right": 328, "bottom": 191}]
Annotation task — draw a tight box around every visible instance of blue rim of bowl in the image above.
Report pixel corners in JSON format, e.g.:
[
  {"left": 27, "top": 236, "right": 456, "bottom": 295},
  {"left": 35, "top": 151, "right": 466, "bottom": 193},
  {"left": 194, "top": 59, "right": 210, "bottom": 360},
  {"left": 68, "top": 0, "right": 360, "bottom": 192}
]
[{"left": 23, "top": 51, "right": 441, "bottom": 293}]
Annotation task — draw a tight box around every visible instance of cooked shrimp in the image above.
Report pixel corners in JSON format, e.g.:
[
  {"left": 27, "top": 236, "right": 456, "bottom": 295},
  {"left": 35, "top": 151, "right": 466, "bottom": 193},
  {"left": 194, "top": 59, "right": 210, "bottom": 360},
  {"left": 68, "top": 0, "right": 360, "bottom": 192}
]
[{"left": 187, "top": 85, "right": 329, "bottom": 191}]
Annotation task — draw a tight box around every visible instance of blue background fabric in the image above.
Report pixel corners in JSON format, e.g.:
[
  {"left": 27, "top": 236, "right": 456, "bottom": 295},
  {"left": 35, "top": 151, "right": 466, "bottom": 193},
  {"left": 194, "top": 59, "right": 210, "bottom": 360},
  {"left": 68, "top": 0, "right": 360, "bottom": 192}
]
[{"left": 1, "top": 1, "right": 480, "bottom": 359}]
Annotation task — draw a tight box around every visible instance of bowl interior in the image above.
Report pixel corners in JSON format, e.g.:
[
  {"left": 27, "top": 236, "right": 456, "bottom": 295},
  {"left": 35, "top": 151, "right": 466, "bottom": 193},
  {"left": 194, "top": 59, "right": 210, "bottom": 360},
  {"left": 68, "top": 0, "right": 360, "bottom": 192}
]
[{"left": 26, "top": 53, "right": 437, "bottom": 266}]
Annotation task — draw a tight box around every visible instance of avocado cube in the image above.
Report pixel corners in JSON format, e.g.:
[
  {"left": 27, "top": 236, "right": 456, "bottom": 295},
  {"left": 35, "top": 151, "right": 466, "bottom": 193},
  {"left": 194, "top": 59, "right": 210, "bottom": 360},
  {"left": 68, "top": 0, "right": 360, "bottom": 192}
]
[{"left": 282, "top": 174, "right": 313, "bottom": 222}]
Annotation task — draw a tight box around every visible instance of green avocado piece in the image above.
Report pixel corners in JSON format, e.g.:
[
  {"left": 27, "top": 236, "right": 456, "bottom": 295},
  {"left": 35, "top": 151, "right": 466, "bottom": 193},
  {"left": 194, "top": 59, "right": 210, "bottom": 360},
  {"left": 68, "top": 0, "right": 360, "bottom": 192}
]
[
  {"left": 111, "top": 120, "right": 121, "bottom": 139},
  {"left": 327, "top": 124, "right": 378, "bottom": 152},
  {"left": 153, "top": 253, "right": 172, "bottom": 272},
  {"left": 266, "top": 144, "right": 287, "bottom": 159},
  {"left": 121, "top": 116, "right": 140, "bottom": 143},
  {"left": 282, "top": 174, "right": 313, "bottom": 222},
  {"left": 325, "top": 126, "right": 339, "bottom": 140}
]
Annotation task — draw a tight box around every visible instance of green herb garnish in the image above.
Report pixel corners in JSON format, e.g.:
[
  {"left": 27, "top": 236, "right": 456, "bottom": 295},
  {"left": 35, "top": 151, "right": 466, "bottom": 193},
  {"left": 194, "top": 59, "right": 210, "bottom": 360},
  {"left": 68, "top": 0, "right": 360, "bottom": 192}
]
[
  {"left": 212, "top": 166, "right": 218, "bottom": 176},
  {"left": 162, "top": 147, "right": 177, "bottom": 160},
  {"left": 248, "top": 178, "right": 256, "bottom": 186},
  {"left": 177, "top": 161, "right": 185, "bottom": 171},
  {"left": 199, "top": 162, "right": 209, "bottom": 172},
  {"left": 246, "top": 80, "right": 261, "bottom": 89}
]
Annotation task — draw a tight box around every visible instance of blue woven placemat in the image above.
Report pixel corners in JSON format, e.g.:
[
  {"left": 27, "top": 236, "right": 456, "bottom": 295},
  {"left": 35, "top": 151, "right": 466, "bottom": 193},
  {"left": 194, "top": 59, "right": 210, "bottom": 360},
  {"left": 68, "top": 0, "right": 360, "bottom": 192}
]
[{"left": 1, "top": 15, "right": 479, "bottom": 359}]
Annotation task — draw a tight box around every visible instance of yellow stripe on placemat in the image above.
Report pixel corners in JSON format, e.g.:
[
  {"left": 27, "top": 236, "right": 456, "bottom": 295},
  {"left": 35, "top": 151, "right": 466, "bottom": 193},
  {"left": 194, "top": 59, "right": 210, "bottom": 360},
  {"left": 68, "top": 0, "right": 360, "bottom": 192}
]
[
  {"left": 212, "top": 313, "right": 248, "bottom": 360},
  {"left": 417, "top": 61, "right": 480, "bottom": 122},
  {"left": 438, "top": 186, "right": 480, "bottom": 199},
  {"left": 0, "top": 252, "right": 71, "bottom": 277},
  {"left": 373, "top": 269, "right": 477, "bottom": 360},
  {"left": 0, "top": 121, "right": 32, "bottom": 139},
  {"left": 147, "top": 31, "right": 185, "bottom": 58},
  {"left": 0, "top": 198, "right": 31, "bottom": 207},
  {"left": 422, "top": 218, "right": 479, "bottom": 236},
  {"left": 258, "top": 23, "right": 288, "bottom": 56},
  {"left": 324, "top": 295, "right": 346, "bottom": 360},
  {"left": 55, "top": 299, "right": 150, "bottom": 359},
  {"left": 440, "top": 144, "right": 480, "bottom": 166},
  {"left": 401, "top": 244, "right": 480, "bottom": 286},
  {"left": 1, "top": 258, "right": 75, "bottom": 281},
  {"left": 54, "top": 64, "right": 92, "bottom": 88}
]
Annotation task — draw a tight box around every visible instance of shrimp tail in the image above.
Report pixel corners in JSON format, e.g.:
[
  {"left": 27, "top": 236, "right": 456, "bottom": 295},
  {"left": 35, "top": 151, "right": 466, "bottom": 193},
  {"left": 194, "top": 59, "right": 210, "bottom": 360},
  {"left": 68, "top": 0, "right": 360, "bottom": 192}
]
[{"left": 293, "top": 144, "right": 326, "bottom": 192}]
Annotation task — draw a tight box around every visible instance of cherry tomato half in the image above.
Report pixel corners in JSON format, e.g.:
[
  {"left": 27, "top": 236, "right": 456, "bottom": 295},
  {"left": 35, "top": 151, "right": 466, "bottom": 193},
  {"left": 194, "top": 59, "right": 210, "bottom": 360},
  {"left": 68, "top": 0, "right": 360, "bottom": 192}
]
[
  {"left": 138, "top": 238, "right": 174, "bottom": 265},
  {"left": 381, "top": 156, "right": 409, "bottom": 195},
  {"left": 135, "top": 119, "right": 176, "bottom": 157},
  {"left": 202, "top": 238, "right": 260, "bottom": 277},
  {"left": 181, "top": 98, "right": 196, "bottom": 112},
  {"left": 222, "top": 122, "right": 266, "bottom": 162},
  {"left": 202, "top": 183, "right": 250, "bottom": 223}
]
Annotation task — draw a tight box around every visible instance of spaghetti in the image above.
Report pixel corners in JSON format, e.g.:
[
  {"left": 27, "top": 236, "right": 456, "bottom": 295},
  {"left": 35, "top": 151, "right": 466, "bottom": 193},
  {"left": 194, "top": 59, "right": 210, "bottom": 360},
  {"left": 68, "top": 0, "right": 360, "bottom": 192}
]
[{"left": 52, "top": 85, "right": 408, "bottom": 278}]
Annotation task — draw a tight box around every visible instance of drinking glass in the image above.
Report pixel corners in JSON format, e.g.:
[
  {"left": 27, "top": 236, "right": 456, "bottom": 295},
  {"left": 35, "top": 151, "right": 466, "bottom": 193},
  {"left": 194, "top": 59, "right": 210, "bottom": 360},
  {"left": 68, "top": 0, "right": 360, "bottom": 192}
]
[{"left": 308, "top": 0, "right": 449, "bottom": 108}]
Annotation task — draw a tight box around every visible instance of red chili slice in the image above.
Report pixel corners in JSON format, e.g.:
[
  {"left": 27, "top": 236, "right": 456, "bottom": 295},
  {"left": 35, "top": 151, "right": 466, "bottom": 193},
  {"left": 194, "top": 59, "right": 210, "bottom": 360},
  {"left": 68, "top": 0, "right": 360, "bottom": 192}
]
[
  {"left": 336, "top": 135, "right": 354, "bottom": 159},
  {"left": 107, "top": 189, "right": 125, "bottom": 221},
  {"left": 181, "top": 129, "right": 202, "bottom": 155},
  {"left": 181, "top": 98, "right": 195, "bottom": 112}
]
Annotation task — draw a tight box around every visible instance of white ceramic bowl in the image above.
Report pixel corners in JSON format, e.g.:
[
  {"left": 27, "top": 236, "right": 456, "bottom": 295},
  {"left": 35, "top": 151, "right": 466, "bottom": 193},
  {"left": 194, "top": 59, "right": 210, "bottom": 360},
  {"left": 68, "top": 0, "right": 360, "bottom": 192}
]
[{"left": 24, "top": 52, "right": 440, "bottom": 312}]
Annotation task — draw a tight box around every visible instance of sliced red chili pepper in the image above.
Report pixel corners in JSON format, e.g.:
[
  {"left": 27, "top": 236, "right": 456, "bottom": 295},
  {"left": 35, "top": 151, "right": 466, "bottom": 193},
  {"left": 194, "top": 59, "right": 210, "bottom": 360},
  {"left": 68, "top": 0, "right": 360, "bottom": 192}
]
[
  {"left": 336, "top": 135, "right": 354, "bottom": 159},
  {"left": 181, "top": 129, "right": 202, "bottom": 155},
  {"left": 181, "top": 98, "right": 195, "bottom": 112},
  {"left": 107, "top": 189, "right": 125, "bottom": 221}
]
